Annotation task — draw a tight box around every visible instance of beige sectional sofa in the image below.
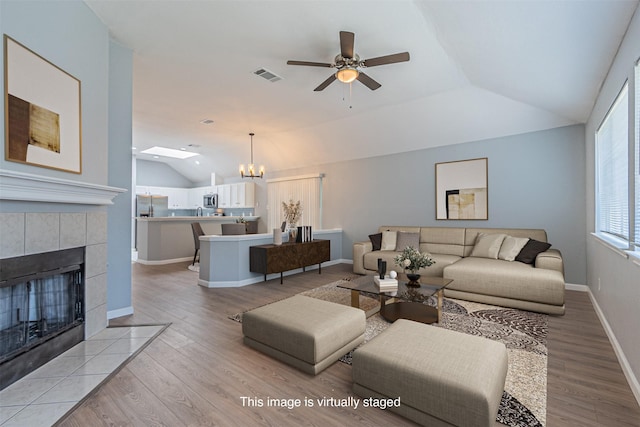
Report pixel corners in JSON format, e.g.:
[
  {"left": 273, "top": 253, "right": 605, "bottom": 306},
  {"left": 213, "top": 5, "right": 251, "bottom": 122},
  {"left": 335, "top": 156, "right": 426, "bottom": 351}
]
[{"left": 353, "top": 226, "right": 565, "bottom": 315}]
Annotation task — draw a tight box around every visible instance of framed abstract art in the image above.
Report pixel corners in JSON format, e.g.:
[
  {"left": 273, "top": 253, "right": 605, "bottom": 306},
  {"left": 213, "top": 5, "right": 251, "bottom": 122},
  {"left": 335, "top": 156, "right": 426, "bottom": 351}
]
[
  {"left": 4, "top": 35, "right": 82, "bottom": 173},
  {"left": 435, "top": 157, "right": 488, "bottom": 220}
]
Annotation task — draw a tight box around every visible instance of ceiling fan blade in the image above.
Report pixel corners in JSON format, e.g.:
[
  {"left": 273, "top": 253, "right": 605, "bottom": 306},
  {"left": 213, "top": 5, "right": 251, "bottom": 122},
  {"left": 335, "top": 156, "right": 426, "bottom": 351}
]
[
  {"left": 356, "top": 72, "right": 381, "bottom": 91},
  {"left": 340, "top": 31, "right": 355, "bottom": 58},
  {"left": 314, "top": 74, "right": 337, "bottom": 91},
  {"left": 287, "top": 60, "right": 333, "bottom": 67},
  {"left": 363, "top": 52, "right": 410, "bottom": 67}
]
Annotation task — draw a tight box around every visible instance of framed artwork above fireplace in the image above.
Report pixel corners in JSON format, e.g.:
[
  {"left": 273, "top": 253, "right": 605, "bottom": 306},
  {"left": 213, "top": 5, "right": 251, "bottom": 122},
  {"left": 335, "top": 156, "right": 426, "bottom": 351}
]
[{"left": 3, "top": 34, "right": 82, "bottom": 174}]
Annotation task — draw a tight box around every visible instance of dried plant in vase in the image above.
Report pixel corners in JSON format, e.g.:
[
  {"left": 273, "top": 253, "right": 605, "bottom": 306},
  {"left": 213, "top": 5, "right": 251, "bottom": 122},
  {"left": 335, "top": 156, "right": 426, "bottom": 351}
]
[{"left": 282, "top": 199, "right": 302, "bottom": 240}]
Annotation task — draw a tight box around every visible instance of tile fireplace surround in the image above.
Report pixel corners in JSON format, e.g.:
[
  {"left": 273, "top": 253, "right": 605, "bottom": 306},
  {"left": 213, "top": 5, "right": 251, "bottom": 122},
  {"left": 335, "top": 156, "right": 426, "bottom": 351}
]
[
  {"left": 0, "top": 169, "right": 126, "bottom": 387},
  {"left": 0, "top": 210, "right": 109, "bottom": 338}
]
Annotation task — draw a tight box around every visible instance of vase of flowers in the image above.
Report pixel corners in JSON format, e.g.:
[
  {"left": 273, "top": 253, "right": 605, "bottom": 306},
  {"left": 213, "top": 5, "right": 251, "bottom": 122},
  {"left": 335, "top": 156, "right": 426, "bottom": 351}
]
[
  {"left": 282, "top": 199, "right": 302, "bottom": 241},
  {"left": 394, "top": 246, "right": 435, "bottom": 287}
]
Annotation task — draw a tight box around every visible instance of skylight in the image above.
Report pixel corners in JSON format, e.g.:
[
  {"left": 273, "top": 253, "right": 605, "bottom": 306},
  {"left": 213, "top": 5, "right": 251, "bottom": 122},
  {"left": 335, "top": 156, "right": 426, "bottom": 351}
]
[{"left": 140, "top": 146, "right": 199, "bottom": 159}]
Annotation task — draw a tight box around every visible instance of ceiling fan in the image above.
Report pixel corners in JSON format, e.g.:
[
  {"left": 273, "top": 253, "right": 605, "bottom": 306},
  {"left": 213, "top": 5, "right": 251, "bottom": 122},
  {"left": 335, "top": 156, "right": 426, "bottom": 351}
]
[{"left": 287, "top": 31, "right": 410, "bottom": 91}]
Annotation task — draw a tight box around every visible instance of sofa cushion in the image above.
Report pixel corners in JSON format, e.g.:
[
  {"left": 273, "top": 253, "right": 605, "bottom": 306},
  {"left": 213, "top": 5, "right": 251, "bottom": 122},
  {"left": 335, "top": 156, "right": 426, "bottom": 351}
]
[
  {"left": 395, "top": 231, "right": 420, "bottom": 251},
  {"left": 470, "top": 233, "right": 507, "bottom": 259},
  {"left": 516, "top": 239, "right": 552, "bottom": 264},
  {"left": 443, "top": 257, "right": 565, "bottom": 306},
  {"left": 498, "top": 236, "right": 530, "bottom": 261},
  {"left": 380, "top": 231, "right": 397, "bottom": 251},
  {"left": 368, "top": 233, "right": 382, "bottom": 251}
]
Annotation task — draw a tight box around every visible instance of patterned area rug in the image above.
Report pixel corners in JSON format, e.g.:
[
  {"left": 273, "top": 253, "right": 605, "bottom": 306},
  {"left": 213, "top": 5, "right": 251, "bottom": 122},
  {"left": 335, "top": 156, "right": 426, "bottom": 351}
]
[{"left": 230, "top": 280, "right": 547, "bottom": 427}]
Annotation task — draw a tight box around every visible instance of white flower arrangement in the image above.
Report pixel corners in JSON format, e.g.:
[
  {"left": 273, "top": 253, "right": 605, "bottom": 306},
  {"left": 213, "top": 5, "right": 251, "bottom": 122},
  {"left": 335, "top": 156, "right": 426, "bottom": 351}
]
[{"left": 394, "top": 246, "right": 435, "bottom": 273}]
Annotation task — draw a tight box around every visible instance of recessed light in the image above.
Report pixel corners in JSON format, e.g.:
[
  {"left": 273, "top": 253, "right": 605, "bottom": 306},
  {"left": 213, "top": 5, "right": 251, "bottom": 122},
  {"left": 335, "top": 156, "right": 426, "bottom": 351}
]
[
  {"left": 195, "top": 160, "right": 200, "bottom": 165},
  {"left": 153, "top": 156, "right": 159, "bottom": 159},
  {"left": 140, "top": 146, "right": 199, "bottom": 159}
]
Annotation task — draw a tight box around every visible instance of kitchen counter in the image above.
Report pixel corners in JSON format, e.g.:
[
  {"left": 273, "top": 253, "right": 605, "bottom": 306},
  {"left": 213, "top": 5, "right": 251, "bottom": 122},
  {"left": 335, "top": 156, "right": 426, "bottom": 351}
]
[{"left": 135, "top": 216, "right": 260, "bottom": 264}]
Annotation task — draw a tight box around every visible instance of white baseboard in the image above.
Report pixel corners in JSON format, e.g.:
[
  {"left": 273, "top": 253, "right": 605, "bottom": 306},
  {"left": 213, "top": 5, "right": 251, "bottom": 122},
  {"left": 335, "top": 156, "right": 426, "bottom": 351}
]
[
  {"left": 565, "top": 282, "right": 589, "bottom": 292},
  {"left": 107, "top": 306, "right": 134, "bottom": 320},
  {"left": 135, "top": 256, "right": 192, "bottom": 265},
  {"left": 585, "top": 288, "right": 640, "bottom": 406}
]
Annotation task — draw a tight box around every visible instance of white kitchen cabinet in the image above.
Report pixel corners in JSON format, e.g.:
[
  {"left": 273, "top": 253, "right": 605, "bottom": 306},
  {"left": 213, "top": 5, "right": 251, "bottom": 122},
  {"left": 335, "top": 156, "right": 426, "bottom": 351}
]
[
  {"left": 187, "top": 188, "right": 203, "bottom": 208},
  {"left": 231, "top": 182, "right": 255, "bottom": 208},
  {"left": 217, "top": 182, "right": 254, "bottom": 208},
  {"left": 167, "top": 188, "right": 189, "bottom": 209},
  {"left": 218, "top": 184, "right": 231, "bottom": 208}
]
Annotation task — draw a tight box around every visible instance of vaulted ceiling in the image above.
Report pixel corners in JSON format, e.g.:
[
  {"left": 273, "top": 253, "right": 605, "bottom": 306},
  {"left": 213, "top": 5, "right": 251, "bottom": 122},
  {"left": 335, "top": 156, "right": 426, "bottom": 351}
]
[{"left": 85, "top": 0, "right": 638, "bottom": 183}]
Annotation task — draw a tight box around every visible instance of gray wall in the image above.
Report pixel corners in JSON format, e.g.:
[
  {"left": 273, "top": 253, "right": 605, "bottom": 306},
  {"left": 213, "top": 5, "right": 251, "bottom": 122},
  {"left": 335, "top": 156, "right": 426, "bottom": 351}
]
[
  {"left": 585, "top": 7, "right": 640, "bottom": 396},
  {"left": 0, "top": 0, "right": 109, "bottom": 185},
  {"left": 0, "top": 1, "right": 135, "bottom": 318},
  {"left": 259, "top": 124, "right": 587, "bottom": 285},
  {"left": 136, "top": 159, "right": 195, "bottom": 188},
  {"left": 107, "top": 40, "right": 133, "bottom": 315}
]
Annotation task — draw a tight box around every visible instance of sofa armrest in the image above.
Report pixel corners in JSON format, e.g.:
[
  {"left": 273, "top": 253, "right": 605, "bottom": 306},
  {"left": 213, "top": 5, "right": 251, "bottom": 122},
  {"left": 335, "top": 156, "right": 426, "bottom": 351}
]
[
  {"left": 353, "top": 241, "right": 373, "bottom": 274},
  {"left": 535, "top": 249, "right": 564, "bottom": 276}
]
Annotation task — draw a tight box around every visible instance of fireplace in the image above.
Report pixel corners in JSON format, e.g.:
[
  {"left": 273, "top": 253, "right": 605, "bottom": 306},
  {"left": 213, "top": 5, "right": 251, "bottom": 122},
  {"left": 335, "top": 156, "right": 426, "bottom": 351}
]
[{"left": 0, "top": 247, "right": 85, "bottom": 390}]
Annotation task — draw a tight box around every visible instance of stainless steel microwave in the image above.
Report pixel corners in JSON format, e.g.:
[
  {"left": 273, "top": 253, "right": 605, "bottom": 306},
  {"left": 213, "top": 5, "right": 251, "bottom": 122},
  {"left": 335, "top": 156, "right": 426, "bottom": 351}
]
[{"left": 203, "top": 193, "right": 218, "bottom": 208}]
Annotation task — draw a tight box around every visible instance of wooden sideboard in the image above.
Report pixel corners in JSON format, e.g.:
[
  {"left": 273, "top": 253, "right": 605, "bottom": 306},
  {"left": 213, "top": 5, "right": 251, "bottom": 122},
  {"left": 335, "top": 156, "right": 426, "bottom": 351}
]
[{"left": 249, "top": 239, "right": 330, "bottom": 284}]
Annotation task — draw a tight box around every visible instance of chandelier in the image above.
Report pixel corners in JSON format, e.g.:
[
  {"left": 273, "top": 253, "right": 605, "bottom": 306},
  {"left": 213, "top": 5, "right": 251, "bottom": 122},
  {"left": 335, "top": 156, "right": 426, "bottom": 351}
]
[{"left": 239, "top": 133, "right": 264, "bottom": 179}]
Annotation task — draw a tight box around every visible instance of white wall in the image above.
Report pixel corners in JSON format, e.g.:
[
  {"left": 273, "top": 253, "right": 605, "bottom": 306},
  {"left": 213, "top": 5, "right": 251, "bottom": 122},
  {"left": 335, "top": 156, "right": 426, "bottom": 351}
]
[{"left": 585, "top": 6, "right": 640, "bottom": 401}]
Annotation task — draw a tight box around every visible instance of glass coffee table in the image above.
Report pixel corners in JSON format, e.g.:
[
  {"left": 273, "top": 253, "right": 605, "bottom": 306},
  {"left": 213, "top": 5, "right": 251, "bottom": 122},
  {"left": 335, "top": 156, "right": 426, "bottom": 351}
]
[{"left": 338, "top": 275, "right": 453, "bottom": 324}]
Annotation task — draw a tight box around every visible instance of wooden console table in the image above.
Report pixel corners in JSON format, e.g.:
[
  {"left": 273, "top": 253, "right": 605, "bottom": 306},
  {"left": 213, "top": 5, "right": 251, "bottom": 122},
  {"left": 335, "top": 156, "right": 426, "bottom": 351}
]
[{"left": 249, "top": 239, "right": 330, "bottom": 284}]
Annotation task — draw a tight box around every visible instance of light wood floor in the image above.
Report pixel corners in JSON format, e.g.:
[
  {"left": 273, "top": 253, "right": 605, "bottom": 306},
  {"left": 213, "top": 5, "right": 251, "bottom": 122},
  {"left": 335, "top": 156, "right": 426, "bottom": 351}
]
[{"left": 57, "top": 262, "right": 640, "bottom": 426}]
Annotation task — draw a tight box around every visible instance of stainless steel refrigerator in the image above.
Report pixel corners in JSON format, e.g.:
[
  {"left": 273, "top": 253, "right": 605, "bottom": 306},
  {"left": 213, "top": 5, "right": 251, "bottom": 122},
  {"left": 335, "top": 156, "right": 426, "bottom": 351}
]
[{"left": 136, "top": 194, "right": 168, "bottom": 218}]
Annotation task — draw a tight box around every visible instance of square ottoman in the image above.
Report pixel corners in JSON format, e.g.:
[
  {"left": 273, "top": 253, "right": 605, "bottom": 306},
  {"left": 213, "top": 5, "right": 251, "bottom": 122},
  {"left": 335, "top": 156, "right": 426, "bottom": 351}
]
[
  {"left": 242, "top": 295, "right": 366, "bottom": 375},
  {"left": 352, "top": 319, "right": 508, "bottom": 427}
]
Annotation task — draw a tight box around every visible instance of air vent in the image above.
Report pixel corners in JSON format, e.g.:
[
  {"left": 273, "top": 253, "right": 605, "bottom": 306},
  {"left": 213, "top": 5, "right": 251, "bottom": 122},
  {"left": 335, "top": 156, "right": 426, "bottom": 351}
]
[{"left": 254, "top": 68, "right": 282, "bottom": 82}]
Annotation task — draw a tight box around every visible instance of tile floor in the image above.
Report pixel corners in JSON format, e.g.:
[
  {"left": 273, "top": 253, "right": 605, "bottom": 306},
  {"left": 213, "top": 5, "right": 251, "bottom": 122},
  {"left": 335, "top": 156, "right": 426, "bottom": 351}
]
[{"left": 0, "top": 325, "right": 165, "bottom": 426}]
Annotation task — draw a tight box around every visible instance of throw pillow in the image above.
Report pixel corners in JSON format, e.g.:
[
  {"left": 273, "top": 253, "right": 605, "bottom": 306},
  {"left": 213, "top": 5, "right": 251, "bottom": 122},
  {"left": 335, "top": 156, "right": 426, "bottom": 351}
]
[
  {"left": 395, "top": 232, "right": 420, "bottom": 251},
  {"left": 380, "top": 231, "right": 397, "bottom": 251},
  {"left": 498, "top": 236, "right": 530, "bottom": 262},
  {"left": 470, "top": 233, "right": 507, "bottom": 259},
  {"left": 515, "top": 239, "right": 552, "bottom": 264},
  {"left": 369, "top": 233, "right": 382, "bottom": 251}
]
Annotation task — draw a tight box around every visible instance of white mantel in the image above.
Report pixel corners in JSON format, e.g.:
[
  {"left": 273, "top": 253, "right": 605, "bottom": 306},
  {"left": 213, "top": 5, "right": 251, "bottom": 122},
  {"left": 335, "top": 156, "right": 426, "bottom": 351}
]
[{"left": 0, "top": 169, "right": 126, "bottom": 205}]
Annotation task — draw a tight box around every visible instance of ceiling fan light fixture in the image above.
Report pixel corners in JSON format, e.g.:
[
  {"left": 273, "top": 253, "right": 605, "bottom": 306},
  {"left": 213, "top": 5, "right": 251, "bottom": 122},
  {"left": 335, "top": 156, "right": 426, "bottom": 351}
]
[{"left": 336, "top": 67, "right": 359, "bottom": 83}]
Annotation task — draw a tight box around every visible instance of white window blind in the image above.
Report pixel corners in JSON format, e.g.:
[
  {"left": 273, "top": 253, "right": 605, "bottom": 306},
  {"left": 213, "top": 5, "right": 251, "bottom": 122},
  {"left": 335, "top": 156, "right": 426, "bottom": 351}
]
[
  {"left": 634, "top": 61, "right": 640, "bottom": 248},
  {"left": 267, "top": 175, "right": 322, "bottom": 231},
  {"left": 596, "top": 84, "right": 629, "bottom": 240}
]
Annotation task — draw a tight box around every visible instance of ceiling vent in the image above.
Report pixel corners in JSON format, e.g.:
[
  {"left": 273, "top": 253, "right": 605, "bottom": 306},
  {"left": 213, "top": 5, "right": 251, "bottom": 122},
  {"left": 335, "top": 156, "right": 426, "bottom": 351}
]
[{"left": 254, "top": 68, "right": 282, "bottom": 83}]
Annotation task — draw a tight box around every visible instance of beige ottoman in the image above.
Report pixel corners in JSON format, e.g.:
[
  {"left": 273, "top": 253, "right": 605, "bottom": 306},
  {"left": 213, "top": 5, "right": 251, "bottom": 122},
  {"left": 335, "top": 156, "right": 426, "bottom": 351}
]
[
  {"left": 242, "top": 295, "right": 366, "bottom": 375},
  {"left": 352, "top": 319, "right": 508, "bottom": 427}
]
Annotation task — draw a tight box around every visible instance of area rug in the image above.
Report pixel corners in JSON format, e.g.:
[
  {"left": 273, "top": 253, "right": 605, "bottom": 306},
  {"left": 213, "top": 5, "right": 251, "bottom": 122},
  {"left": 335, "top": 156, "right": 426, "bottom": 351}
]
[{"left": 230, "top": 280, "right": 547, "bottom": 427}]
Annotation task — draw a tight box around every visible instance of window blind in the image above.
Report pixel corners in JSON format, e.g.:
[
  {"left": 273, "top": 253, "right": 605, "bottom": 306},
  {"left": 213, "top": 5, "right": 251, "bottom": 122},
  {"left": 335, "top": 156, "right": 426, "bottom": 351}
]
[
  {"left": 634, "top": 62, "right": 640, "bottom": 248},
  {"left": 596, "top": 84, "right": 629, "bottom": 240},
  {"left": 267, "top": 175, "right": 323, "bottom": 231}
]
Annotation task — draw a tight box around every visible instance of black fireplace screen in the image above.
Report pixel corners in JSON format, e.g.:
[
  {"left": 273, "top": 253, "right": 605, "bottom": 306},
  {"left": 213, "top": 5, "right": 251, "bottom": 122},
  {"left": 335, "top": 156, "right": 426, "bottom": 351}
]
[
  {"left": 0, "top": 268, "right": 83, "bottom": 363},
  {"left": 0, "top": 247, "right": 84, "bottom": 365}
]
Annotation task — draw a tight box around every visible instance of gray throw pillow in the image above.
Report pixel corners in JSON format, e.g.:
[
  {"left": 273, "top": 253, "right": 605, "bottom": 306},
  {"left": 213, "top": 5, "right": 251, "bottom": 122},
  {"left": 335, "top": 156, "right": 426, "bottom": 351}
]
[
  {"left": 470, "top": 233, "right": 507, "bottom": 259},
  {"left": 395, "top": 232, "right": 420, "bottom": 251}
]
